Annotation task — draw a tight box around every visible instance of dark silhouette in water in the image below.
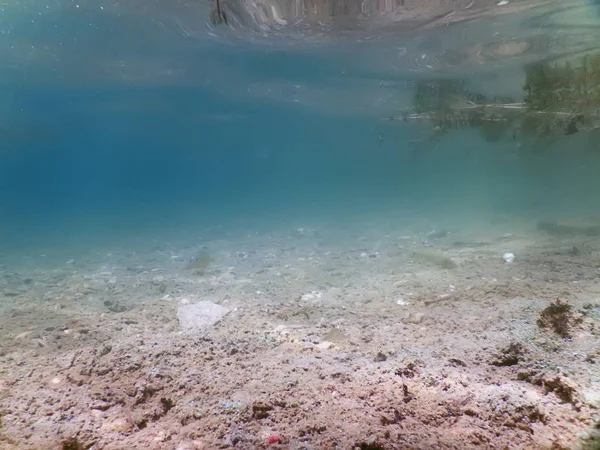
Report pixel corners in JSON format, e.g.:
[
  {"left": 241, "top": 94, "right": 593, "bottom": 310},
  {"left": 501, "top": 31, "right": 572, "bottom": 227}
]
[{"left": 210, "top": 0, "right": 228, "bottom": 26}]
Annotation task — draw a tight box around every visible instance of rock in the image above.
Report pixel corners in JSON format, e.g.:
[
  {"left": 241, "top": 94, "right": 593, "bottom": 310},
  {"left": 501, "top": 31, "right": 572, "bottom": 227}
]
[
  {"left": 406, "top": 313, "right": 425, "bottom": 324},
  {"left": 316, "top": 341, "right": 336, "bottom": 350},
  {"left": 300, "top": 291, "right": 323, "bottom": 302},
  {"left": 582, "top": 386, "right": 600, "bottom": 407},
  {"left": 101, "top": 417, "right": 132, "bottom": 433},
  {"left": 177, "top": 301, "right": 231, "bottom": 331},
  {"left": 502, "top": 252, "right": 515, "bottom": 263}
]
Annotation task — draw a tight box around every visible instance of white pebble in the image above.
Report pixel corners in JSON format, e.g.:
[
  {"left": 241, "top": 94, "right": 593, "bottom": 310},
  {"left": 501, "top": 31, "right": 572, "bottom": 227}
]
[
  {"left": 300, "top": 291, "right": 322, "bottom": 302},
  {"left": 503, "top": 252, "right": 515, "bottom": 263}
]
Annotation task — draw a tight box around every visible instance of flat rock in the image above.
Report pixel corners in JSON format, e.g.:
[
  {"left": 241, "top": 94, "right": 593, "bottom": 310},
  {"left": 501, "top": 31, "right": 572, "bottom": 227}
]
[{"left": 177, "top": 301, "right": 231, "bottom": 331}]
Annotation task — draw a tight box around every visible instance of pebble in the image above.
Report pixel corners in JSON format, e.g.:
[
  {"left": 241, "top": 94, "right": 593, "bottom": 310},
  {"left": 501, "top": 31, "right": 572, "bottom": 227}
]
[
  {"left": 300, "top": 291, "right": 322, "bottom": 302},
  {"left": 502, "top": 252, "right": 515, "bottom": 263},
  {"left": 101, "top": 417, "right": 132, "bottom": 433},
  {"left": 583, "top": 387, "right": 600, "bottom": 407},
  {"left": 316, "top": 341, "right": 335, "bottom": 350},
  {"left": 406, "top": 313, "right": 425, "bottom": 324}
]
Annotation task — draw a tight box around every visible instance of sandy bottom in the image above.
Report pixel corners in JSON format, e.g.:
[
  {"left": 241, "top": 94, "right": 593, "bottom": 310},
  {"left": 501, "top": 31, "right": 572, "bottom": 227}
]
[{"left": 1, "top": 216, "right": 600, "bottom": 450}]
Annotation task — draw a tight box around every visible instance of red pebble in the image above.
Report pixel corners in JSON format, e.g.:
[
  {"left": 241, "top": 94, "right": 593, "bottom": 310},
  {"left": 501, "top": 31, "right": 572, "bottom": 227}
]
[{"left": 267, "top": 435, "right": 280, "bottom": 445}]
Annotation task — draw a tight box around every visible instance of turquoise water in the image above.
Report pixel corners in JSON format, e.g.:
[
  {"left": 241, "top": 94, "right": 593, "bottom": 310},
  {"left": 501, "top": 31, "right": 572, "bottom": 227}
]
[
  {"left": 0, "top": 0, "right": 600, "bottom": 250},
  {"left": 3, "top": 2, "right": 600, "bottom": 448}
]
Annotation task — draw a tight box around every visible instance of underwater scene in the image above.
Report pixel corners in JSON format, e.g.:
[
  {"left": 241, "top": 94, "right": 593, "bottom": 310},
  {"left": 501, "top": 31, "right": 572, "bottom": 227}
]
[{"left": 2, "top": 0, "right": 600, "bottom": 448}]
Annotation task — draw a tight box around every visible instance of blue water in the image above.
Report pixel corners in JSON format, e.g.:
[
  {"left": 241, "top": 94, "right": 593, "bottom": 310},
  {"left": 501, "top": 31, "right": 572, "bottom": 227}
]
[
  {"left": 1, "top": 0, "right": 600, "bottom": 254},
  {"left": 3, "top": 3, "right": 600, "bottom": 448}
]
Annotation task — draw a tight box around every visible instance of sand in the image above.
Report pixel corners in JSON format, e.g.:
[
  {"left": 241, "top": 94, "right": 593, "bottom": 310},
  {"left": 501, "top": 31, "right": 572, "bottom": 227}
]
[{"left": 1, "top": 218, "right": 599, "bottom": 449}]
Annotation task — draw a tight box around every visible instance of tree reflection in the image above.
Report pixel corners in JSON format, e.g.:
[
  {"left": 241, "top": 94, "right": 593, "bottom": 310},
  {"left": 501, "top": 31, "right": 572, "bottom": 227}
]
[{"left": 401, "top": 52, "right": 600, "bottom": 146}]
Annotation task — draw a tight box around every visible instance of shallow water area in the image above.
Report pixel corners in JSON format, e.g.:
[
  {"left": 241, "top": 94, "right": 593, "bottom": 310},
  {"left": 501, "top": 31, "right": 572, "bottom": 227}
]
[{"left": 2, "top": 1, "right": 600, "bottom": 449}]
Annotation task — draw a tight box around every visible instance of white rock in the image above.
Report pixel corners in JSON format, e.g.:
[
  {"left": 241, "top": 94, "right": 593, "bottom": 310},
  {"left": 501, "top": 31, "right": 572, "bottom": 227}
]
[
  {"left": 503, "top": 252, "right": 515, "bottom": 263},
  {"left": 177, "top": 301, "right": 231, "bottom": 331},
  {"left": 300, "top": 291, "right": 322, "bottom": 302},
  {"left": 316, "top": 341, "right": 335, "bottom": 350},
  {"left": 583, "top": 386, "right": 600, "bottom": 407}
]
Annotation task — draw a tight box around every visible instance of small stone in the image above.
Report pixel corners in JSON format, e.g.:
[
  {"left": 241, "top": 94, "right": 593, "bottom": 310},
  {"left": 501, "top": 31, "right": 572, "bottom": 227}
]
[
  {"left": 374, "top": 352, "right": 387, "bottom": 362},
  {"left": 503, "top": 252, "right": 515, "bottom": 263},
  {"left": 300, "top": 291, "right": 322, "bottom": 302},
  {"left": 90, "top": 400, "right": 112, "bottom": 411},
  {"left": 316, "top": 341, "right": 335, "bottom": 350},
  {"left": 101, "top": 417, "right": 132, "bottom": 433},
  {"left": 582, "top": 387, "right": 600, "bottom": 407},
  {"left": 406, "top": 313, "right": 425, "bottom": 324}
]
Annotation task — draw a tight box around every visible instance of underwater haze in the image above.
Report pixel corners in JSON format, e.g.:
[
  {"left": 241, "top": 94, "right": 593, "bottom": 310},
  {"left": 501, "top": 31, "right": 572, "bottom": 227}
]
[
  {"left": 3, "top": 0, "right": 600, "bottom": 448},
  {"left": 0, "top": 0, "right": 599, "bottom": 251}
]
